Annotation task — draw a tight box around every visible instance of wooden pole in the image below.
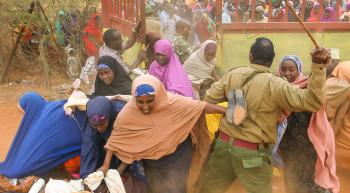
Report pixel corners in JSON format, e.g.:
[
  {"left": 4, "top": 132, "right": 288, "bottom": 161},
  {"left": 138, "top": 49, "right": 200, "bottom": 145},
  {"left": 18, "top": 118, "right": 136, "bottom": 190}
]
[
  {"left": 0, "top": 28, "right": 25, "bottom": 83},
  {"left": 285, "top": 0, "right": 319, "bottom": 48},
  {"left": 0, "top": 1, "right": 37, "bottom": 83},
  {"left": 39, "top": 40, "right": 51, "bottom": 88}
]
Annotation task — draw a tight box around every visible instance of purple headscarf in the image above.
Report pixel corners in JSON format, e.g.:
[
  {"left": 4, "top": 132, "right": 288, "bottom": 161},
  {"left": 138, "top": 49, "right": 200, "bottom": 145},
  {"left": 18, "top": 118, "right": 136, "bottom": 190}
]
[
  {"left": 346, "top": 2, "right": 350, "bottom": 11},
  {"left": 149, "top": 40, "right": 194, "bottom": 98},
  {"left": 321, "top": 6, "right": 336, "bottom": 22}
]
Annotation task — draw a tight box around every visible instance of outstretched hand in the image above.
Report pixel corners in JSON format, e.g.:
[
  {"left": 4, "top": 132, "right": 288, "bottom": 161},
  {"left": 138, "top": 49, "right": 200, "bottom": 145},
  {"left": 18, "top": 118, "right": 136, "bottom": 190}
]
[{"left": 311, "top": 47, "right": 331, "bottom": 65}]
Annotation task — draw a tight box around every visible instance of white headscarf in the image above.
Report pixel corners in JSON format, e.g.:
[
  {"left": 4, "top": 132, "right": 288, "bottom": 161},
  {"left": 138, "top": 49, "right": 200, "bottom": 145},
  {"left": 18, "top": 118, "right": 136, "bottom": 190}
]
[{"left": 184, "top": 40, "right": 217, "bottom": 84}]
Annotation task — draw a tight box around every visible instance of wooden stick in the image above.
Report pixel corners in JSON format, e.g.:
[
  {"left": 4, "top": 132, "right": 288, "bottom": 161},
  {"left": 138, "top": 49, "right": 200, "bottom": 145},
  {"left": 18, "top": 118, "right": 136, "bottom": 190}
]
[
  {"left": 0, "top": 28, "right": 25, "bottom": 83},
  {"left": 285, "top": 0, "right": 319, "bottom": 48},
  {"left": 0, "top": 1, "right": 37, "bottom": 83}
]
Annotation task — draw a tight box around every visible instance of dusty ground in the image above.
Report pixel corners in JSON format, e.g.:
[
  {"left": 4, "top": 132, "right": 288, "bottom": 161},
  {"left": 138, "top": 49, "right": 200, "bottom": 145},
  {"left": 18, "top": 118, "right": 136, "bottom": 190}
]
[{"left": 0, "top": 78, "right": 349, "bottom": 193}]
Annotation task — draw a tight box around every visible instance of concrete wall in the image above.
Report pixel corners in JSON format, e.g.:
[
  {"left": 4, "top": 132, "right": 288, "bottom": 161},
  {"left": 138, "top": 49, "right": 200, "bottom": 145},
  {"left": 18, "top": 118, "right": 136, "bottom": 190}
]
[{"left": 218, "top": 32, "right": 350, "bottom": 74}]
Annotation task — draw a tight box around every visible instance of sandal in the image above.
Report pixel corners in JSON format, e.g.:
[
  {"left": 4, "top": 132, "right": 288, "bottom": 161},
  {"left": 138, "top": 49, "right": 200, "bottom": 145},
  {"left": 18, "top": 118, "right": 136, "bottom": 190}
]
[
  {"left": 226, "top": 90, "right": 236, "bottom": 124},
  {"left": 233, "top": 89, "right": 247, "bottom": 126}
]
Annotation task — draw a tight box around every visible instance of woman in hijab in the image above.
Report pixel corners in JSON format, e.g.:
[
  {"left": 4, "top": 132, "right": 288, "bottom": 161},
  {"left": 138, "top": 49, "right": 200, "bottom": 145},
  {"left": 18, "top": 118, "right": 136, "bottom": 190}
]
[
  {"left": 99, "top": 74, "right": 226, "bottom": 193},
  {"left": 81, "top": 96, "right": 148, "bottom": 192},
  {"left": 325, "top": 61, "right": 350, "bottom": 171},
  {"left": 0, "top": 92, "right": 86, "bottom": 178},
  {"left": 184, "top": 40, "right": 218, "bottom": 99},
  {"left": 144, "top": 32, "right": 161, "bottom": 70},
  {"left": 80, "top": 96, "right": 125, "bottom": 178},
  {"left": 222, "top": 2, "right": 232, "bottom": 23},
  {"left": 321, "top": 6, "right": 336, "bottom": 22},
  {"left": 307, "top": 3, "right": 321, "bottom": 22},
  {"left": 276, "top": 56, "right": 339, "bottom": 193},
  {"left": 82, "top": 14, "right": 103, "bottom": 58},
  {"left": 92, "top": 55, "right": 132, "bottom": 97},
  {"left": 149, "top": 39, "right": 194, "bottom": 98}
]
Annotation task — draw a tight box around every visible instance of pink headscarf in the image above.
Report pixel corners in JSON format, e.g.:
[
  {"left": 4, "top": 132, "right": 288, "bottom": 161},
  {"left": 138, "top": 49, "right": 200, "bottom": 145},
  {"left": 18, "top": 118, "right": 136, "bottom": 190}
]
[{"left": 149, "top": 40, "right": 194, "bottom": 98}]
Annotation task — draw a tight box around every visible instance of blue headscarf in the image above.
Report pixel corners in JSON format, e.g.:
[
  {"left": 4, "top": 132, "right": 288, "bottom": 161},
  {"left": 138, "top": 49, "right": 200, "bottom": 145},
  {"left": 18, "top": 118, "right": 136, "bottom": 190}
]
[
  {"left": 135, "top": 84, "right": 155, "bottom": 97},
  {"left": 0, "top": 92, "right": 85, "bottom": 178},
  {"left": 81, "top": 96, "right": 121, "bottom": 178},
  {"left": 81, "top": 97, "right": 147, "bottom": 183},
  {"left": 87, "top": 96, "right": 114, "bottom": 125},
  {"left": 19, "top": 92, "right": 47, "bottom": 114}
]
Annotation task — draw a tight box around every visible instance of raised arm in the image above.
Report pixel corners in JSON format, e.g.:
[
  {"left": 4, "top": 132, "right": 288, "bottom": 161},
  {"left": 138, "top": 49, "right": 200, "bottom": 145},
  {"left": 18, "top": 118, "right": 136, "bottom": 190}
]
[{"left": 122, "top": 21, "right": 141, "bottom": 50}]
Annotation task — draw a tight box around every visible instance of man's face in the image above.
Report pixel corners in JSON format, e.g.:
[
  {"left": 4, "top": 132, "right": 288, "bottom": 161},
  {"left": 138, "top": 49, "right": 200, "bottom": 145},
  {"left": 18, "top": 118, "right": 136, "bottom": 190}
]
[
  {"left": 108, "top": 32, "right": 123, "bottom": 51},
  {"left": 179, "top": 26, "right": 191, "bottom": 40}
]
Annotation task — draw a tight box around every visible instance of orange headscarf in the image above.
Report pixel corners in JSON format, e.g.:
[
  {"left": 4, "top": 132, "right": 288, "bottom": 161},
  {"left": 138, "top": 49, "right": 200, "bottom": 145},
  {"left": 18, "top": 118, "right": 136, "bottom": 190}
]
[
  {"left": 326, "top": 61, "right": 350, "bottom": 171},
  {"left": 332, "top": 61, "right": 350, "bottom": 81},
  {"left": 105, "top": 74, "right": 210, "bottom": 164}
]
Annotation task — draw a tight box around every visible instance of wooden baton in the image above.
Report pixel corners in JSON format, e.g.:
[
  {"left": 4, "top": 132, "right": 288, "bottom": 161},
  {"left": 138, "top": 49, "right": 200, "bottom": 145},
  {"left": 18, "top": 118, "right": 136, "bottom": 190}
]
[{"left": 285, "top": 0, "right": 319, "bottom": 48}]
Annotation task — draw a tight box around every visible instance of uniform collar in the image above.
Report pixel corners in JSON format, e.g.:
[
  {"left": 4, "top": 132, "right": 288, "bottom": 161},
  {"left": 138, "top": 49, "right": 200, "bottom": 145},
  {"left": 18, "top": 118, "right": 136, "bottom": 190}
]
[{"left": 250, "top": 64, "right": 271, "bottom": 72}]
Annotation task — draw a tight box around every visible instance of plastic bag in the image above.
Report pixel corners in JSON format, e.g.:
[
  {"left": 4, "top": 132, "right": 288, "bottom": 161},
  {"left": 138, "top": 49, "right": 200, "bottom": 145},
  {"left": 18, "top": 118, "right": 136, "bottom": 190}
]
[
  {"left": 84, "top": 170, "right": 125, "bottom": 193},
  {"left": 45, "top": 179, "right": 83, "bottom": 193}
]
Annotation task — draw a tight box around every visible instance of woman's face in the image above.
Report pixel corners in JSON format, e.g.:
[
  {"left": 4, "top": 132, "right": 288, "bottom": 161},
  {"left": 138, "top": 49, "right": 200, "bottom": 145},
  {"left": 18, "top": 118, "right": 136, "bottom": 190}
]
[
  {"left": 204, "top": 44, "right": 217, "bottom": 62},
  {"left": 155, "top": 53, "right": 169, "bottom": 66},
  {"left": 135, "top": 95, "right": 156, "bottom": 115},
  {"left": 91, "top": 119, "right": 109, "bottom": 133},
  {"left": 97, "top": 68, "right": 115, "bottom": 85},
  {"left": 95, "top": 16, "right": 103, "bottom": 28},
  {"left": 280, "top": 60, "right": 299, "bottom": 83},
  {"left": 324, "top": 10, "right": 331, "bottom": 18}
]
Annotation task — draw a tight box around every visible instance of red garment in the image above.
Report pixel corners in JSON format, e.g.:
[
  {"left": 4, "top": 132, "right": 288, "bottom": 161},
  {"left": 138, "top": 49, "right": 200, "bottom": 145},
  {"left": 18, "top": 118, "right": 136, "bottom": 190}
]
[
  {"left": 63, "top": 156, "right": 80, "bottom": 174},
  {"left": 83, "top": 14, "right": 103, "bottom": 57}
]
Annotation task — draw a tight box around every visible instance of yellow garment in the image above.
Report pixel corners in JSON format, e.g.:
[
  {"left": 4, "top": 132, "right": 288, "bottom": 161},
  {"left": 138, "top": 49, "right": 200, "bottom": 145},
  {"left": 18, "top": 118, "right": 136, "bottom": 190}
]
[
  {"left": 206, "top": 102, "right": 228, "bottom": 140},
  {"left": 205, "top": 64, "right": 325, "bottom": 143}
]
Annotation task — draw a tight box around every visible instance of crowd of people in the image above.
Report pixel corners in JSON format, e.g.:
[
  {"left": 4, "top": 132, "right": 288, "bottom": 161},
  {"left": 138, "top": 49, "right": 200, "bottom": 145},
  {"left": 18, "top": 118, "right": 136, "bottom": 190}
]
[
  {"left": 221, "top": 0, "right": 350, "bottom": 23},
  {"left": 0, "top": 0, "right": 350, "bottom": 193}
]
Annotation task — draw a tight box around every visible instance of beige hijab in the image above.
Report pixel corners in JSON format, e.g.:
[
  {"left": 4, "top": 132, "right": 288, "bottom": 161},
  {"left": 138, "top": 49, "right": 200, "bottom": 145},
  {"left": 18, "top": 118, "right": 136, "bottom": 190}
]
[
  {"left": 326, "top": 61, "right": 350, "bottom": 136},
  {"left": 105, "top": 74, "right": 210, "bottom": 164},
  {"left": 184, "top": 40, "right": 217, "bottom": 84}
]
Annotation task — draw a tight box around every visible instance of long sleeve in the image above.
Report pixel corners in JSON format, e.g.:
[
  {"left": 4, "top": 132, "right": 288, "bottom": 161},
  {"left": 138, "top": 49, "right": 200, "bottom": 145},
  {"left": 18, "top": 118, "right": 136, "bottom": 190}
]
[
  {"left": 204, "top": 73, "right": 229, "bottom": 104},
  {"left": 273, "top": 64, "right": 326, "bottom": 112}
]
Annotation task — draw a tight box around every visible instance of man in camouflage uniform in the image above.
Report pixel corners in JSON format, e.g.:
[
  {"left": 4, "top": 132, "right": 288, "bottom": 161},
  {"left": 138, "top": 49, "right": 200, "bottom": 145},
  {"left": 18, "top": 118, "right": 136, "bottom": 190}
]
[{"left": 169, "top": 19, "right": 193, "bottom": 64}]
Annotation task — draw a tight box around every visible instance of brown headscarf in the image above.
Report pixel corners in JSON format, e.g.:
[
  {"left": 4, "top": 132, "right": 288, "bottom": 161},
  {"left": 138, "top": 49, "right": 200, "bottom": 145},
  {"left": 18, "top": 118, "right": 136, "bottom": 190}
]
[{"left": 105, "top": 74, "right": 210, "bottom": 164}]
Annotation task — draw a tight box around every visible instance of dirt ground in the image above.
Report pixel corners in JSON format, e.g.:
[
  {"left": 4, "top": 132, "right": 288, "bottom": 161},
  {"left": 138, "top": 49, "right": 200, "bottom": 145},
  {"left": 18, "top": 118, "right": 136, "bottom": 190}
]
[{"left": 0, "top": 81, "right": 349, "bottom": 193}]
